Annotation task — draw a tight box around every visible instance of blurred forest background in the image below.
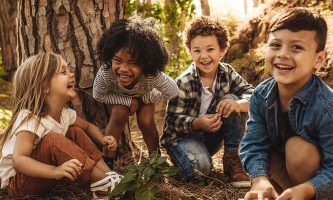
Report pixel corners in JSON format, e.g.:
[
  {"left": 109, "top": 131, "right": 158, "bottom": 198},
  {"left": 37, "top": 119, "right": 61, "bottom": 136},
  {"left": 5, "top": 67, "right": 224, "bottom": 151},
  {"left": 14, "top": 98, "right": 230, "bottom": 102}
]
[{"left": 0, "top": 0, "right": 332, "bottom": 199}]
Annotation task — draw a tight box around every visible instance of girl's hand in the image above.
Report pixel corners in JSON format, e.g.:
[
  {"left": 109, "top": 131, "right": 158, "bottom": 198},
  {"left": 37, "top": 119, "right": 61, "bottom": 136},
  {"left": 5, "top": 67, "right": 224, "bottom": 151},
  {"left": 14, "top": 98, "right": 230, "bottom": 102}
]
[
  {"left": 101, "top": 135, "right": 117, "bottom": 151},
  {"left": 216, "top": 99, "right": 241, "bottom": 118},
  {"left": 53, "top": 159, "right": 82, "bottom": 181}
]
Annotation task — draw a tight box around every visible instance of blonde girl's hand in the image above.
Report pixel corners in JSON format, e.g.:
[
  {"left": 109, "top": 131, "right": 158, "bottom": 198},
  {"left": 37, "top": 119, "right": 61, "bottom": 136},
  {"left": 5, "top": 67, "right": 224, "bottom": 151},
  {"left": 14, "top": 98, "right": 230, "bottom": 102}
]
[
  {"left": 53, "top": 159, "right": 82, "bottom": 181},
  {"left": 216, "top": 99, "right": 241, "bottom": 118},
  {"left": 101, "top": 135, "right": 117, "bottom": 151}
]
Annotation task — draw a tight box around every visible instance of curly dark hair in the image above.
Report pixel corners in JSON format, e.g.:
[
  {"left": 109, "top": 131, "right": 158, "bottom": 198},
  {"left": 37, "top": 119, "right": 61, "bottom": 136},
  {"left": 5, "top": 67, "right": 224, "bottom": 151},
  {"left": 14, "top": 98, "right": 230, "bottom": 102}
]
[
  {"left": 182, "top": 15, "right": 229, "bottom": 53},
  {"left": 96, "top": 16, "right": 169, "bottom": 76}
]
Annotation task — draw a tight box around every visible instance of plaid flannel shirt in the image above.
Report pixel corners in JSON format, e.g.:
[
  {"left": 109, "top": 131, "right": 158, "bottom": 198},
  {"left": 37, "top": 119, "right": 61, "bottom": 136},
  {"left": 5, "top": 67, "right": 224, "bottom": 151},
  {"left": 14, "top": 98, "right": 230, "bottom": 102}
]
[{"left": 160, "top": 62, "right": 254, "bottom": 147}]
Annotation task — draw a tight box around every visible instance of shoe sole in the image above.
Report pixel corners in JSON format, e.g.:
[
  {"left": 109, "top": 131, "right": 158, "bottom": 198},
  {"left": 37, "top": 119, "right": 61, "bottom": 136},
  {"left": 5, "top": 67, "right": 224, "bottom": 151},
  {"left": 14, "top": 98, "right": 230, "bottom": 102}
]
[{"left": 231, "top": 181, "right": 251, "bottom": 188}]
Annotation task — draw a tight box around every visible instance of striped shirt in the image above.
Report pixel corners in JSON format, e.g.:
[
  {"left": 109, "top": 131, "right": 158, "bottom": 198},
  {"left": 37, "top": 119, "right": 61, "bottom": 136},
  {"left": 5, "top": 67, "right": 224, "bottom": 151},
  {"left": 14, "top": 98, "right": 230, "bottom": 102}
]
[
  {"left": 160, "top": 62, "right": 254, "bottom": 147},
  {"left": 93, "top": 65, "right": 179, "bottom": 107}
]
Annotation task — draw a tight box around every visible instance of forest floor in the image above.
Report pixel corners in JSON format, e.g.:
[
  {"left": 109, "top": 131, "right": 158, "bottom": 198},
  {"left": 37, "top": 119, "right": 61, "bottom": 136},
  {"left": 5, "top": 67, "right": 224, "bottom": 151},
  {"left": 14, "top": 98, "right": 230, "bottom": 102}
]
[{"left": 0, "top": 81, "right": 248, "bottom": 200}]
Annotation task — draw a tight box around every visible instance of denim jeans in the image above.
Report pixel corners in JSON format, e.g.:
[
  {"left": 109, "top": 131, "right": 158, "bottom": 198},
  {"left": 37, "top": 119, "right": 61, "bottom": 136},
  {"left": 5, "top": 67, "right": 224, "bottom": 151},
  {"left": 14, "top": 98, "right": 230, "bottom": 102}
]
[{"left": 166, "top": 112, "right": 246, "bottom": 180}]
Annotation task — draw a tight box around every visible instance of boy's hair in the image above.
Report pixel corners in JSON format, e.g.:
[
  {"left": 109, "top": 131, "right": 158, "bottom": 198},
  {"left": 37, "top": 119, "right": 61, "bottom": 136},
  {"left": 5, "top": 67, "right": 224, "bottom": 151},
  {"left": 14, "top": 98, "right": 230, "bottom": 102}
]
[
  {"left": 182, "top": 15, "right": 230, "bottom": 53},
  {"left": 268, "top": 7, "right": 327, "bottom": 52},
  {"left": 97, "top": 16, "right": 169, "bottom": 76},
  {"left": 0, "top": 53, "right": 63, "bottom": 149}
]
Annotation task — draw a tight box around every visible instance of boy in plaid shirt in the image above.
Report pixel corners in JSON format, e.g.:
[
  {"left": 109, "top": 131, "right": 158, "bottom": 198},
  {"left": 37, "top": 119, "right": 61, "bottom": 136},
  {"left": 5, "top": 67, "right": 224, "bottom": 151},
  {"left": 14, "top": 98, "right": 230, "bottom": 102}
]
[{"left": 160, "top": 15, "right": 254, "bottom": 187}]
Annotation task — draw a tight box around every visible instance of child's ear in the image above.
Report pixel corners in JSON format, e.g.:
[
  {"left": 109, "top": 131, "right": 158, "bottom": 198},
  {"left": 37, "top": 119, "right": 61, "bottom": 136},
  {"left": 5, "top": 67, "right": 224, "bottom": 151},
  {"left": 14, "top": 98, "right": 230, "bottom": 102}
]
[
  {"left": 42, "top": 86, "right": 50, "bottom": 94},
  {"left": 220, "top": 48, "right": 228, "bottom": 58},
  {"left": 314, "top": 50, "right": 328, "bottom": 70}
]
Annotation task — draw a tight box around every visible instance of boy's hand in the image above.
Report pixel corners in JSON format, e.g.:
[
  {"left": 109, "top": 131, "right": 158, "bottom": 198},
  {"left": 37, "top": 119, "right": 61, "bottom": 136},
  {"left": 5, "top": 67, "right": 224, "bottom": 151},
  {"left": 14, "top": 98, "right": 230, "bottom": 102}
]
[
  {"left": 101, "top": 135, "right": 117, "bottom": 151},
  {"left": 244, "top": 176, "right": 278, "bottom": 200},
  {"left": 216, "top": 99, "right": 241, "bottom": 118},
  {"left": 53, "top": 159, "right": 82, "bottom": 181},
  {"left": 193, "top": 113, "right": 222, "bottom": 132},
  {"left": 276, "top": 183, "right": 315, "bottom": 200}
]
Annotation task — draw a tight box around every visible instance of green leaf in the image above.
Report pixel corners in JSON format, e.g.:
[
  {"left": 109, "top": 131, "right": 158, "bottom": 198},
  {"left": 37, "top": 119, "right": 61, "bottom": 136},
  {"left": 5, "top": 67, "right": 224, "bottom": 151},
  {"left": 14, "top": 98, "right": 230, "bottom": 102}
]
[
  {"left": 143, "top": 165, "right": 155, "bottom": 182},
  {"left": 121, "top": 170, "right": 138, "bottom": 183},
  {"left": 135, "top": 185, "right": 159, "bottom": 200},
  {"left": 163, "top": 166, "right": 179, "bottom": 176},
  {"left": 110, "top": 179, "right": 142, "bottom": 197}
]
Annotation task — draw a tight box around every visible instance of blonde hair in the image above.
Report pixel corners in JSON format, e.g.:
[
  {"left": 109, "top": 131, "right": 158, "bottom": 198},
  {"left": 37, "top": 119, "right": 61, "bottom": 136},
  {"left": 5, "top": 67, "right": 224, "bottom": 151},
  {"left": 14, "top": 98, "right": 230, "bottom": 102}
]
[{"left": 0, "top": 53, "right": 63, "bottom": 149}]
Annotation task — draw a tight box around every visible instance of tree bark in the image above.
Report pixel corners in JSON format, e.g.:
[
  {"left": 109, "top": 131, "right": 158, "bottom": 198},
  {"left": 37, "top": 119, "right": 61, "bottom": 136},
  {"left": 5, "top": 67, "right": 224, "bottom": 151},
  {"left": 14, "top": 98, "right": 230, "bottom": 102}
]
[
  {"left": 0, "top": 0, "right": 18, "bottom": 80},
  {"left": 200, "top": 0, "right": 210, "bottom": 16},
  {"left": 17, "top": 0, "right": 134, "bottom": 155}
]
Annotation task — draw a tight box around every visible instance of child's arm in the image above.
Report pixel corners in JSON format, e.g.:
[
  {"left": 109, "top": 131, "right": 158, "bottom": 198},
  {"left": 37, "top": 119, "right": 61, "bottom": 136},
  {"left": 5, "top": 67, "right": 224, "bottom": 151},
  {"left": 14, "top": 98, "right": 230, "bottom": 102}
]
[
  {"left": 13, "top": 131, "right": 82, "bottom": 180},
  {"left": 72, "top": 117, "right": 117, "bottom": 152},
  {"left": 142, "top": 72, "right": 178, "bottom": 104},
  {"left": 93, "top": 67, "right": 132, "bottom": 107}
]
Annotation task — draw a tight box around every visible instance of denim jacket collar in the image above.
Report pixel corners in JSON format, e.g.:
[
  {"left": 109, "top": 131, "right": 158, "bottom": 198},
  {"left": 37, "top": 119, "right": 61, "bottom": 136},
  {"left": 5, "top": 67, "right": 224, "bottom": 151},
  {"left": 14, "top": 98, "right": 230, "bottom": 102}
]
[{"left": 259, "top": 75, "right": 316, "bottom": 109}]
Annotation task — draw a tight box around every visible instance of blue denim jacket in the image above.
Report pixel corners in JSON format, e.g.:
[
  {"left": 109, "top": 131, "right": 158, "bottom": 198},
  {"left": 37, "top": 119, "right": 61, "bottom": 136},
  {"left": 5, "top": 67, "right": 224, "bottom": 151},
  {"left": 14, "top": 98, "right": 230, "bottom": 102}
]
[{"left": 240, "top": 75, "right": 333, "bottom": 199}]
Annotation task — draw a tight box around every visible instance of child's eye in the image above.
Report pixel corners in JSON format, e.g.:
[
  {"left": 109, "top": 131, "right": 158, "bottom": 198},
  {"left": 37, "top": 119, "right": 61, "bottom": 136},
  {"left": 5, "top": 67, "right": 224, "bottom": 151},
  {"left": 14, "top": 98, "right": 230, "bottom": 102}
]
[
  {"left": 292, "top": 45, "right": 303, "bottom": 50},
  {"left": 208, "top": 48, "right": 215, "bottom": 51},
  {"left": 193, "top": 49, "right": 200, "bottom": 53},
  {"left": 268, "top": 43, "right": 280, "bottom": 48},
  {"left": 113, "top": 58, "right": 121, "bottom": 63}
]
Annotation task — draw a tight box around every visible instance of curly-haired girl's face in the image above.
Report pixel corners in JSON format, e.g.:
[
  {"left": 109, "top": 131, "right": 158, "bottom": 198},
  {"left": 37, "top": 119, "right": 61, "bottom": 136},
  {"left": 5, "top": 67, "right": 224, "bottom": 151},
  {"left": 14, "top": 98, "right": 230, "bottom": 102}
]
[{"left": 111, "top": 49, "right": 142, "bottom": 89}]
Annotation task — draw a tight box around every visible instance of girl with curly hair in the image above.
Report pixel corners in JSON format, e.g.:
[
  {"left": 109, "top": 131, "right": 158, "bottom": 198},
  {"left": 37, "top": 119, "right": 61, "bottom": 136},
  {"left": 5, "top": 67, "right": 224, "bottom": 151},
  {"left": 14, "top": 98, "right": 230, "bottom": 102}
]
[{"left": 93, "top": 16, "right": 178, "bottom": 170}]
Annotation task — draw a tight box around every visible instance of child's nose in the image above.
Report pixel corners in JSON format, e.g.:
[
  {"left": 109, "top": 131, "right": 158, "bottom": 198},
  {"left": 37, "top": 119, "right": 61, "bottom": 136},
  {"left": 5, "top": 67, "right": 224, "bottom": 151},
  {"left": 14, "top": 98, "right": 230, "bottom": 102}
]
[{"left": 277, "top": 47, "right": 291, "bottom": 59}]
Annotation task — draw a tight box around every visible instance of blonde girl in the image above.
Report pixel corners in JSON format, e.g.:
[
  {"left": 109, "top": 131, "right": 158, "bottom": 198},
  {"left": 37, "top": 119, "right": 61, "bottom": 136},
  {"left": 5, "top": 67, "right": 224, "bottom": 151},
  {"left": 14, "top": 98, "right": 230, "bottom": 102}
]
[{"left": 0, "top": 53, "right": 122, "bottom": 199}]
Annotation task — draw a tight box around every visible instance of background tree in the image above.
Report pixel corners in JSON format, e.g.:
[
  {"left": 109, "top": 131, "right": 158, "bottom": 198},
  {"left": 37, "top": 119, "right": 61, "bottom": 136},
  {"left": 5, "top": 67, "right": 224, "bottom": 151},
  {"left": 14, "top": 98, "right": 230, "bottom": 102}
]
[
  {"left": 0, "top": 0, "right": 17, "bottom": 80},
  {"left": 16, "top": 0, "right": 135, "bottom": 154},
  {"left": 200, "top": 0, "right": 210, "bottom": 16}
]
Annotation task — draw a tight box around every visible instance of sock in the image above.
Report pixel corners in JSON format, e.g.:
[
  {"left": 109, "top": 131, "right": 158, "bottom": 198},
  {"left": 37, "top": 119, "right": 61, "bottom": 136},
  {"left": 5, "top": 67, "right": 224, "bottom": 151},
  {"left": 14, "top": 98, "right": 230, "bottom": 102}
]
[{"left": 103, "top": 157, "right": 114, "bottom": 170}]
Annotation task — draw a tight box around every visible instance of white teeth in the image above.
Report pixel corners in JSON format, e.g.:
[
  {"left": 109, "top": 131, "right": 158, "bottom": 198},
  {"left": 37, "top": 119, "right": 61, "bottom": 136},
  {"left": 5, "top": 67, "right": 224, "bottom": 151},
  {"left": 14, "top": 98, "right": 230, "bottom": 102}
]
[
  {"left": 276, "top": 64, "right": 293, "bottom": 69},
  {"left": 120, "top": 74, "right": 130, "bottom": 78},
  {"left": 201, "top": 61, "right": 211, "bottom": 64}
]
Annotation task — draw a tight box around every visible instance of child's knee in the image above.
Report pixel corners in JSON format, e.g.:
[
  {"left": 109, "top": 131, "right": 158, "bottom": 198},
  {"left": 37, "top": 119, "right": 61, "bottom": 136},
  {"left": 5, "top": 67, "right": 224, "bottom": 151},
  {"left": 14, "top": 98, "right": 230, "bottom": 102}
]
[
  {"left": 110, "top": 105, "right": 129, "bottom": 122},
  {"left": 285, "top": 136, "right": 321, "bottom": 169}
]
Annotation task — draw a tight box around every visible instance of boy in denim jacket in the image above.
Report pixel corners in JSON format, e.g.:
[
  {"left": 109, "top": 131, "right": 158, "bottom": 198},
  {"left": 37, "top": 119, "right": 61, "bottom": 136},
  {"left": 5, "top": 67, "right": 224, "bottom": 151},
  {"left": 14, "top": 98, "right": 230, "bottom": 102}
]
[
  {"left": 161, "top": 15, "right": 254, "bottom": 187},
  {"left": 240, "top": 7, "right": 333, "bottom": 199}
]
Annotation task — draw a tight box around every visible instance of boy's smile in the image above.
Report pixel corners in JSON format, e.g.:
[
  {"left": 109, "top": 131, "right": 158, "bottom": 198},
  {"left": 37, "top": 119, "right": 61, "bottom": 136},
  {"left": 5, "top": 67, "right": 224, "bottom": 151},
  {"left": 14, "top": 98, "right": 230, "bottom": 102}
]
[
  {"left": 190, "top": 35, "right": 226, "bottom": 77},
  {"left": 265, "top": 29, "right": 326, "bottom": 90}
]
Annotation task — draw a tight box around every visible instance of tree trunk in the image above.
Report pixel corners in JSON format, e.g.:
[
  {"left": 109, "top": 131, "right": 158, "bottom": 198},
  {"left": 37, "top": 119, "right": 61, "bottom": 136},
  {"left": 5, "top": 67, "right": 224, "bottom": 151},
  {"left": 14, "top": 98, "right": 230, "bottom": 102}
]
[
  {"left": 17, "top": 0, "right": 134, "bottom": 155},
  {"left": 200, "top": 0, "right": 210, "bottom": 16},
  {"left": 0, "top": 0, "right": 18, "bottom": 80}
]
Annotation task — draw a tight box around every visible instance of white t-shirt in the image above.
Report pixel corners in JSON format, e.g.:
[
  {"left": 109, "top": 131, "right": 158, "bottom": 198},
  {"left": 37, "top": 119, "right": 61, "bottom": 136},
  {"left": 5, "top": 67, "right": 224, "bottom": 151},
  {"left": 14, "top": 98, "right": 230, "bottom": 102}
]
[
  {"left": 0, "top": 107, "right": 77, "bottom": 188},
  {"left": 199, "top": 76, "right": 217, "bottom": 117}
]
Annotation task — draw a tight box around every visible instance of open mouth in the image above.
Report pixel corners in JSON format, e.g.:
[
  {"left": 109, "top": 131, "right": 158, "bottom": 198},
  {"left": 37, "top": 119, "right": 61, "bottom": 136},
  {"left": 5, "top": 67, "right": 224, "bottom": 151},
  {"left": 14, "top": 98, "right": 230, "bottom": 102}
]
[
  {"left": 200, "top": 61, "right": 212, "bottom": 66},
  {"left": 275, "top": 64, "right": 294, "bottom": 71},
  {"left": 67, "top": 82, "right": 75, "bottom": 89}
]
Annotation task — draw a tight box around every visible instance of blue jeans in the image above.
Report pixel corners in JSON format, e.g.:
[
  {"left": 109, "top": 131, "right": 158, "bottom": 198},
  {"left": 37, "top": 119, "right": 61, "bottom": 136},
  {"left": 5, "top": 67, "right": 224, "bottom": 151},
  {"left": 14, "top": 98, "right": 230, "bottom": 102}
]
[{"left": 165, "top": 112, "right": 246, "bottom": 180}]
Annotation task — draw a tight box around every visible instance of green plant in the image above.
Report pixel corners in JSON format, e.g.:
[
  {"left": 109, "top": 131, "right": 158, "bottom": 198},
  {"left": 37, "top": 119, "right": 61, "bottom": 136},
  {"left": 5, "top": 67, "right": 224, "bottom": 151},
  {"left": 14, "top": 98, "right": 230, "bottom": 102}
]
[{"left": 109, "top": 151, "right": 179, "bottom": 200}]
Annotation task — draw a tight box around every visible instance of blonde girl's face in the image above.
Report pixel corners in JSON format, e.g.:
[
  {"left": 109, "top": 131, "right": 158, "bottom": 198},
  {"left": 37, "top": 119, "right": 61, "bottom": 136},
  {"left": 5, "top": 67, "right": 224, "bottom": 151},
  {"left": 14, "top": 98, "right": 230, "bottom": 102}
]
[
  {"left": 46, "top": 59, "right": 76, "bottom": 103},
  {"left": 111, "top": 49, "right": 142, "bottom": 89}
]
